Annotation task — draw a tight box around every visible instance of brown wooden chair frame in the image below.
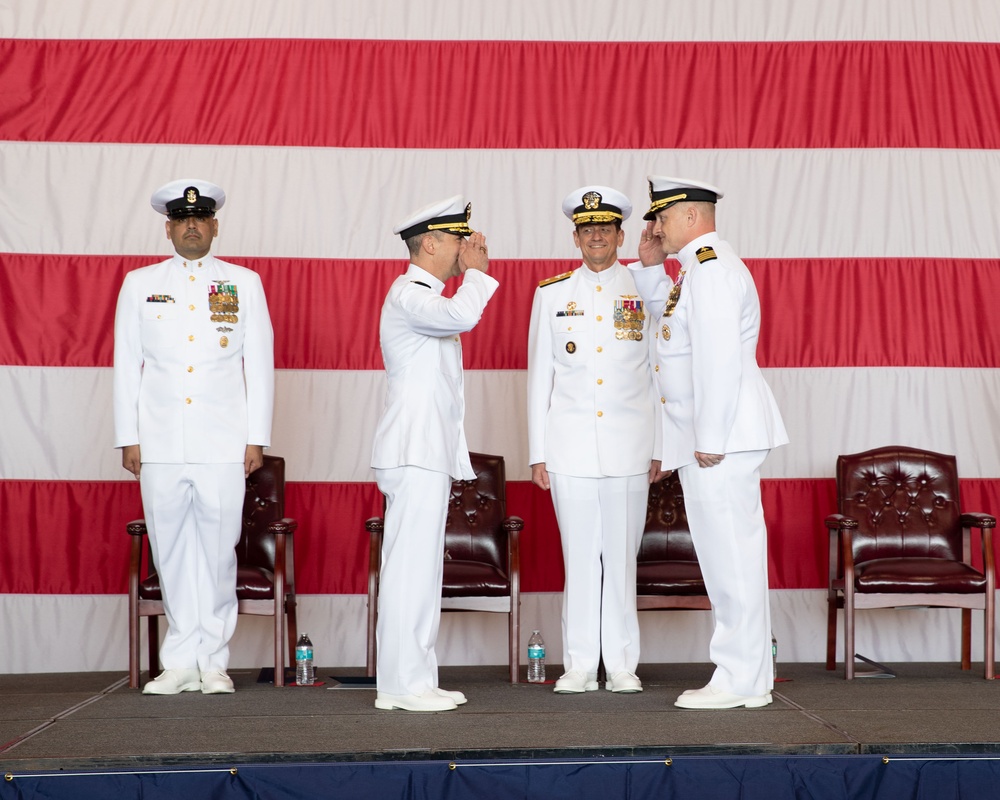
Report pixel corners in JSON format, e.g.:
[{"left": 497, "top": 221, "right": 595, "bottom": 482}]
[{"left": 824, "top": 446, "right": 996, "bottom": 680}]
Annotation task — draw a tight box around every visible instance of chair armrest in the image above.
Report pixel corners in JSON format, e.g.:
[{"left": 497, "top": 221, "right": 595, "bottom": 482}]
[
  {"left": 503, "top": 516, "right": 524, "bottom": 533},
  {"left": 127, "top": 520, "right": 148, "bottom": 536},
  {"left": 825, "top": 514, "right": 858, "bottom": 531},
  {"left": 961, "top": 512, "right": 996, "bottom": 529},
  {"left": 268, "top": 518, "right": 298, "bottom": 535},
  {"left": 365, "top": 517, "right": 384, "bottom": 535}
]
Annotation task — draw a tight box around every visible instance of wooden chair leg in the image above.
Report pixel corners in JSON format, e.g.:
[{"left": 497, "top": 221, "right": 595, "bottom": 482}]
[
  {"left": 508, "top": 596, "right": 520, "bottom": 684},
  {"left": 961, "top": 608, "right": 971, "bottom": 671},
  {"left": 366, "top": 588, "right": 377, "bottom": 678},
  {"left": 129, "top": 604, "right": 141, "bottom": 689},
  {"left": 273, "top": 598, "right": 285, "bottom": 688},
  {"left": 844, "top": 588, "right": 855, "bottom": 680},
  {"left": 986, "top": 594, "right": 996, "bottom": 680}
]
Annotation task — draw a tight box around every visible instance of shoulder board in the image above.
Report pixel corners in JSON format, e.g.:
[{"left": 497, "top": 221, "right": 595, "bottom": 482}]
[
  {"left": 695, "top": 246, "right": 717, "bottom": 263},
  {"left": 410, "top": 280, "right": 431, "bottom": 288},
  {"left": 538, "top": 271, "right": 573, "bottom": 287}
]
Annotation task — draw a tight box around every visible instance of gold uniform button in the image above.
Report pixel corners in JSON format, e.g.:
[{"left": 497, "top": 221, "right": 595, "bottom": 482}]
[
  {"left": 596, "top": 378, "right": 603, "bottom": 385},
  {"left": 596, "top": 315, "right": 603, "bottom": 322},
  {"left": 596, "top": 346, "right": 603, "bottom": 353},
  {"left": 185, "top": 398, "right": 192, "bottom": 405},
  {"left": 660, "top": 397, "right": 666, "bottom": 404},
  {"left": 189, "top": 275, "right": 196, "bottom": 282},
  {"left": 187, "top": 366, "right": 194, "bottom": 373},
  {"left": 655, "top": 365, "right": 660, "bottom": 372},
  {"left": 188, "top": 335, "right": 195, "bottom": 341},
  {"left": 188, "top": 304, "right": 195, "bottom": 311},
  {"left": 596, "top": 286, "right": 602, "bottom": 292},
  {"left": 597, "top": 411, "right": 603, "bottom": 417},
  {"left": 156, "top": 314, "right": 163, "bottom": 319}
]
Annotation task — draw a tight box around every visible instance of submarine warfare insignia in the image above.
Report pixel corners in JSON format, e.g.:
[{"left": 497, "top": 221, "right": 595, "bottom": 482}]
[
  {"left": 614, "top": 295, "right": 644, "bottom": 341},
  {"left": 209, "top": 281, "right": 239, "bottom": 324}
]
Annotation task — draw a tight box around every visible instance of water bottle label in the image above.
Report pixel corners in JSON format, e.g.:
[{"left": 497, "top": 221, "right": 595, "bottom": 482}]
[
  {"left": 296, "top": 647, "right": 313, "bottom": 660},
  {"left": 528, "top": 645, "right": 544, "bottom": 659}
]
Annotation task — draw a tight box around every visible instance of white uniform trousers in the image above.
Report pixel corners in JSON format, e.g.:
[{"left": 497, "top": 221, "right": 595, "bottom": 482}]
[
  {"left": 139, "top": 462, "right": 245, "bottom": 672},
  {"left": 549, "top": 472, "right": 647, "bottom": 676},
  {"left": 677, "top": 449, "right": 773, "bottom": 696},
  {"left": 374, "top": 465, "right": 452, "bottom": 697}
]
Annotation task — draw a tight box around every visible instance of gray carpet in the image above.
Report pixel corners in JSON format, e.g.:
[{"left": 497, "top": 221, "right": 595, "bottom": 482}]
[{"left": 2, "top": 662, "right": 999, "bottom": 772}]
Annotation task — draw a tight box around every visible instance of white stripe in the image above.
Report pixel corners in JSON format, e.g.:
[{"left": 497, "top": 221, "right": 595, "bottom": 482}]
[
  {"left": 3, "top": 366, "right": 999, "bottom": 482},
  {"left": 5, "top": 0, "right": 999, "bottom": 41},
  {"left": 1, "top": 591, "right": 992, "bottom": 674},
  {"left": 3, "top": 143, "right": 1000, "bottom": 261}
]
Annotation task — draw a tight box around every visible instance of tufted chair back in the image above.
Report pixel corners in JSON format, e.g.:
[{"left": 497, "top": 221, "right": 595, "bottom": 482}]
[
  {"left": 236, "top": 455, "right": 286, "bottom": 583},
  {"left": 442, "top": 452, "right": 509, "bottom": 596},
  {"left": 837, "top": 446, "right": 962, "bottom": 565},
  {"left": 636, "top": 471, "right": 708, "bottom": 605}
]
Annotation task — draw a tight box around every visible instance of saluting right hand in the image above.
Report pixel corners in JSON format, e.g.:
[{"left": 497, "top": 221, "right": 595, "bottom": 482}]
[{"left": 638, "top": 221, "right": 665, "bottom": 267}]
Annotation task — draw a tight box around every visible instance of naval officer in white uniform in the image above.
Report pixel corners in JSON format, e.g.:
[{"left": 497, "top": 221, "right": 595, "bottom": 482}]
[
  {"left": 527, "top": 186, "right": 658, "bottom": 695},
  {"left": 113, "top": 179, "right": 274, "bottom": 695},
  {"left": 630, "top": 176, "right": 788, "bottom": 709},
  {"left": 371, "top": 196, "right": 497, "bottom": 712}
]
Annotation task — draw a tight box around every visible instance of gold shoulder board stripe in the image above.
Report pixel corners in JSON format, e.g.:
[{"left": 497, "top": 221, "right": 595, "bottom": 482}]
[
  {"left": 538, "top": 271, "right": 573, "bottom": 287},
  {"left": 695, "top": 246, "right": 717, "bottom": 263}
]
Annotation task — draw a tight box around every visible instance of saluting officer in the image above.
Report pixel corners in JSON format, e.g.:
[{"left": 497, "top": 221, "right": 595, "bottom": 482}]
[
  {"left": 527, "top": 186, "right": 658, "bottom": 695},
  {"left": 631, "top": 176, "right": 788, "bottom": 709},
  {"left": 371, "top": 196, "right": 497, "bottom": 712},
  {"left": 113, "top": 179, "right": 275, "bottom": 695}
]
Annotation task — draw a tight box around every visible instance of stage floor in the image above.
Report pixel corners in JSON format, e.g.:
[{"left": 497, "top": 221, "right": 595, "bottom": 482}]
[{"left": 2, "top": 662, "right": 999, "bottom": 772}]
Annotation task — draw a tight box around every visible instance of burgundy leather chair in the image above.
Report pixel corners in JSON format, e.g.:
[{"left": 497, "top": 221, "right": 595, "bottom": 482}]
[
  {"left": 127, "top": 455, "right": 299, "bottom": 688},
  {"left": 636, "top": 471, "right": 710, "bottom": 612},
  {"left": 366, "top": 452, "right": 525, "bottom": 683},
  {"left": 825, "top": 445, "right": 995, "bottom": 679}
]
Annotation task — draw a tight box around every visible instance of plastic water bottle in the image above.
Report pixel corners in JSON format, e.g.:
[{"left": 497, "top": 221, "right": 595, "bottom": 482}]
[
  {"left": 527, "top": 630, "right": 546, "bottom": 683},
  {"left": 771, "top": 633, "right": 778, "bottom": 680},
  {"left": 295, "top": 632, "right": 315, "bottom": 686}
]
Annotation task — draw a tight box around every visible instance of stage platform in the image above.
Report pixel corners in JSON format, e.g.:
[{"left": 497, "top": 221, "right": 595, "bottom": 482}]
[
  {"left": 2, "top": 662, "right": 999, "bottom": 798},
  {"left": 3, "top": 661, "right": 999, "bottom": 768}
]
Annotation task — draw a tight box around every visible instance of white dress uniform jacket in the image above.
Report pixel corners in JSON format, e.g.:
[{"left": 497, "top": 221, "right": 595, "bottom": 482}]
[
  {"left": 113, "top": 253, "right": 274, "bottom": 459},
  {"left": 629, "top": 233, "right": 787, "bottom": 469},
  {"left": 527, "top": 262, "right": 657, "bottom": 476},
  {"left": 371, "top": 264, "right": 499, "bottom": 480}
]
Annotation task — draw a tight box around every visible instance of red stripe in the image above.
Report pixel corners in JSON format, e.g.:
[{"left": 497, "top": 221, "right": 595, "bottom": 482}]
[
  {"left": 4, "top": 478, "right": 998, "bottom": 595},
  {"left": 3, "top": 253, "right": 998, "bottom": 369},
  {"left": 2, "top": 39, "right": 1000, "bottom": 149}
]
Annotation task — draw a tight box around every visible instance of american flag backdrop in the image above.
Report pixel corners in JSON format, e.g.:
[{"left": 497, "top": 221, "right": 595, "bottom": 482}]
[{"left": 2, "top": 0, "right": 1000, "bottom": 673}]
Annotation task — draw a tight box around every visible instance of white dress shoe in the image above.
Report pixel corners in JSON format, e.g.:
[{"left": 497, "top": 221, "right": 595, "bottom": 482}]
[
  {"left": 142, "top": 668, "right": 202, "bottom": 695},
  {"left": 200, "top": 670, "right": 236, "bottom": 694},
  {"left": 673, "top": 685, "right": 772, "bottom": 709},
  {"left": 605, "top": 671, "right": 643, "bottom": 693},
  {"left": 553, "top": 670, "right": 599, "bottom": 694},
  {"left": 375, "top": 691, "right": 458, "bottom": 712},
  {"left": 434, "top": 687, "right": 467, "bottom": 705}
]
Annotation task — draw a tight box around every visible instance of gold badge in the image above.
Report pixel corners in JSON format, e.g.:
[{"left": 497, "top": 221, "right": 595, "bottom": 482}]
[
  {"left": 220, "top": 335, "right": 229, "bottom": 348},
  {"left": 185, "top": 187, "right": 198, "bottom": 204},
  {"left": 566, "top": 341, "right": 576, "bottom": 354},
  {"left": 582, "top": 191, "right": 602, "bottom": 210},
  {"left": 662, "top": 324, "right": 671, "bottom": 340}
]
